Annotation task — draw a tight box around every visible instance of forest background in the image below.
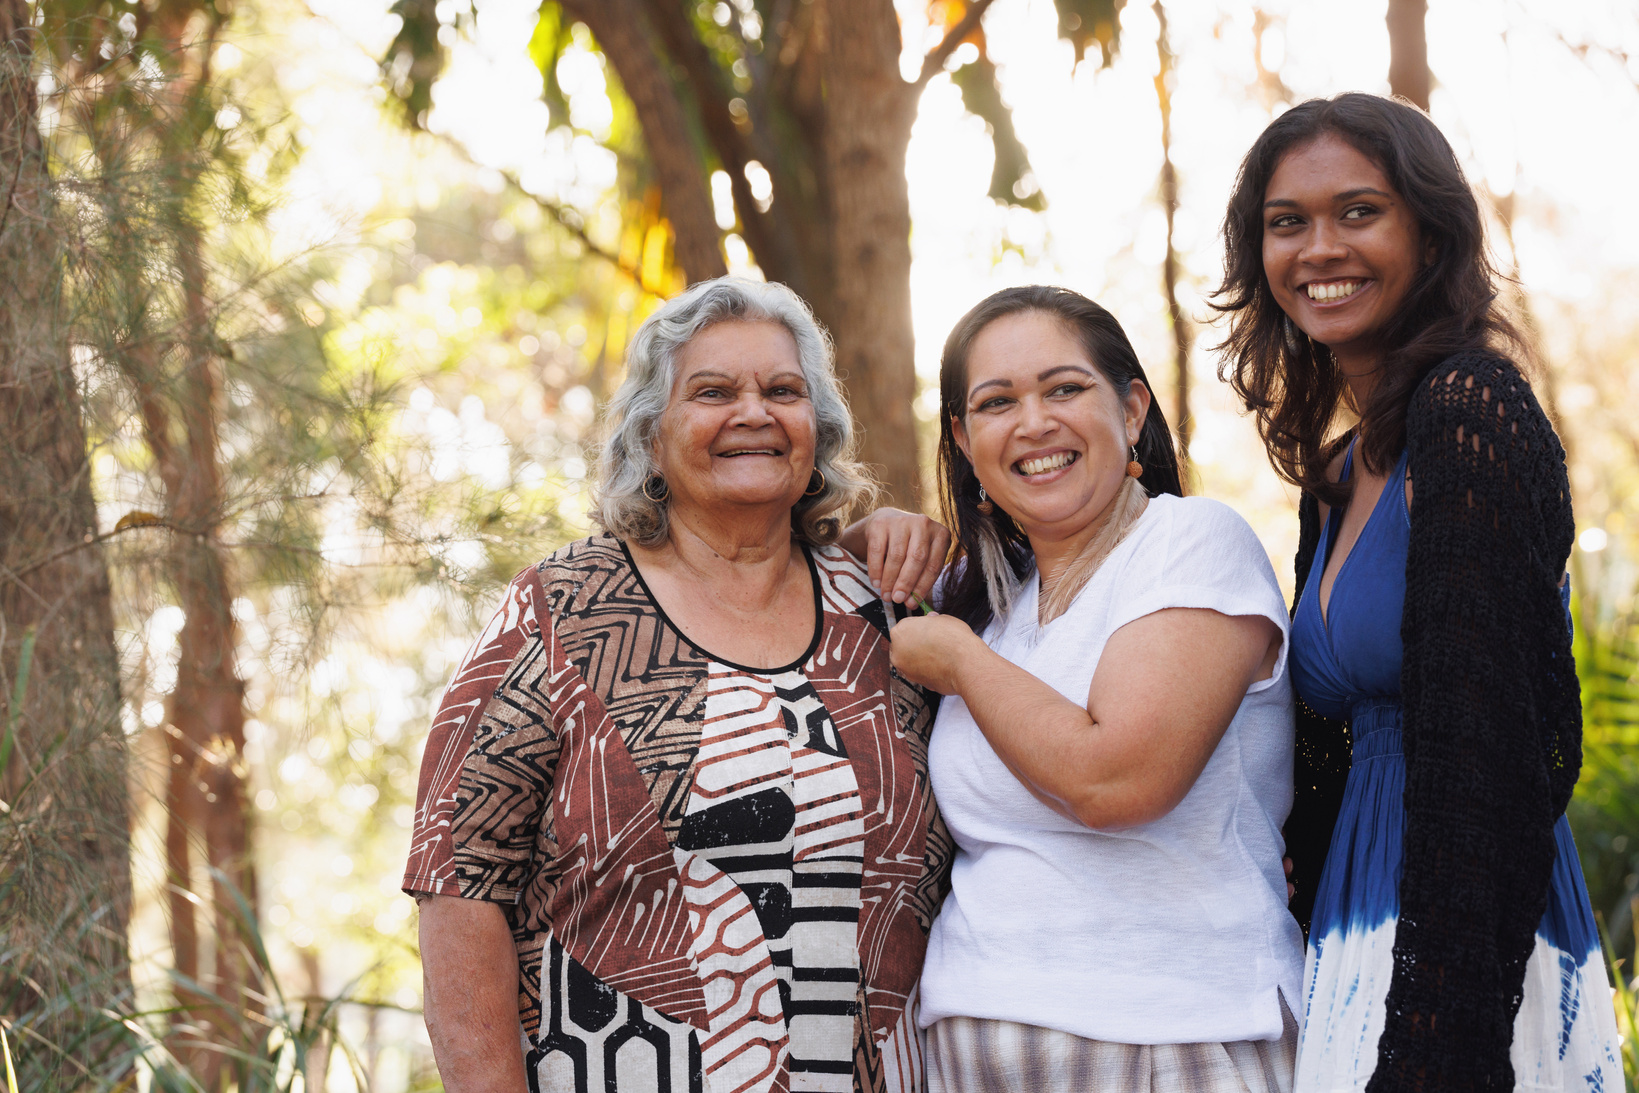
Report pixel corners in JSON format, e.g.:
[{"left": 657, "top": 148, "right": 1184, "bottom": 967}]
[{"left": 3, "top": 0, "right": 1639, "bottom": 1090}]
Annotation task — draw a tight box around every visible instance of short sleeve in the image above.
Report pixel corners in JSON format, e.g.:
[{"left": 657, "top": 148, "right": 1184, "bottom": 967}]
[
  {"left": 402, "top": 565, "right": 560, "bottom": 902},
  {"left": 1103, "top": 497, "right": 1290, "bottom": 692}
]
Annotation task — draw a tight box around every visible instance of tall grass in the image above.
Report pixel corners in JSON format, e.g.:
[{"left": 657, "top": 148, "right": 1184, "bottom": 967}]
[{"left": 0, "top": 868, "right": 377, "bottom": 1093}]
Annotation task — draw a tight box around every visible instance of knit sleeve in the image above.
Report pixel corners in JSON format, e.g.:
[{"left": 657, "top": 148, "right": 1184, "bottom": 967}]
[{"left": 1370, "top": 354, "right": 1579, "bottom": 1093}]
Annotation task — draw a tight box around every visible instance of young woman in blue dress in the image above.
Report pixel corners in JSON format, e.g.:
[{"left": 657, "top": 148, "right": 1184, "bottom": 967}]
[{"left": 1214, "top": 92, "right": 1619, "bottom": 1091}]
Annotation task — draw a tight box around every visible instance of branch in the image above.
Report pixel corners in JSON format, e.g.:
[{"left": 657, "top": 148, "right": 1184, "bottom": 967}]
[
  {"left": 916, "top": 0, "right": 1000, "bottom": 88},
  {"left": 426, "top": 128, "right": 640, "bottom": 281},
  {"left": 2, "top": 517, "right": 189, "bottom": 585}
]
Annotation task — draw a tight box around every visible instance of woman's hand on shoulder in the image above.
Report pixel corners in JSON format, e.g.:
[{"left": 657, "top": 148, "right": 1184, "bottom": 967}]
[
  {"left": 888, "top": 612, "right": 982, "bottom": 695},
  {"left": 837, "top": 507, "right": 951, "bottom": 609}
]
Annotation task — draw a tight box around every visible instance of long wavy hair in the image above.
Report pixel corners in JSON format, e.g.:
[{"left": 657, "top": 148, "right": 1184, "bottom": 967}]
[
  {"left": 937, "top": 286, "right": 1183, "bottom": 633},
  {"left": 1212, "top": 92, "right": 1524, "bottom": 506}
]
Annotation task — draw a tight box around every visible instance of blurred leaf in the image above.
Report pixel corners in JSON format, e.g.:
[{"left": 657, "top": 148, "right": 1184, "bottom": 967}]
[
  {"left": 528, "top": 2, "right": 573, "bottom": 131},
  {"left": 384, "top": 0, "right": 447, "bottom": 129},
  {"left": 114, "top": 510, "right": 166, "bottom": 531},
  {"left": 1572, "top": 577, "right": 1639, "bottom": 966},
  {"left": 2, "top": 1028, "right": 16, "bottom": 1093},
  {"left": 0, "top": 628, "right": 35, "bottom": 785},
  {"left": 1054, "top": 0, "right": 1127, "bottom": 67},
  {"left": 950, "top": 55, "right": 1046, "bottom": 211}
]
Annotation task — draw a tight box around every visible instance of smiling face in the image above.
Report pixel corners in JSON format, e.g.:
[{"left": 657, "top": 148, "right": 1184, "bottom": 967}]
[
  {"left": 953, "top": 310, "right": 1147, "bottom": 545},
  {"left": 1262, "top": 133, "right": 1425, "bottom": 374},
  {"left": 653, "top": 320, "right": 816, "bottom": 522}
]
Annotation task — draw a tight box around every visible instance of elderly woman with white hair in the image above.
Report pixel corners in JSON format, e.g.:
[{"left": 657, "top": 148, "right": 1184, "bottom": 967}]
[{"left": 405, "top": 277, "right": 953, "bottom": 1093}]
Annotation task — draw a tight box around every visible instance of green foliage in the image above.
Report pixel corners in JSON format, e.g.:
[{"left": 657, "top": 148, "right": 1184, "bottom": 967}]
[
  {"left": 527, "top": 2, "right": 571, "bottom": 132},
  {"left": 950, "top": 56, "right": 1045, "bottom": 211},
  {"left": 0, "top": 627, "right": 34, "bottom": 783},
  {"left": 1571, "top": 569, "right": 1639, "bottom": 964},
  {"left": 1054, "top": 0, "right": 1127, "bottom": 67},
  {"left": 383, "top": 0, "right": 463, "bottom": 129},
  {"left": 1601, "top": 922, "right": 1639, "bottom": 1092},
  {"left": 0, "top": 863, "right": 384, "bottom": 1093}
]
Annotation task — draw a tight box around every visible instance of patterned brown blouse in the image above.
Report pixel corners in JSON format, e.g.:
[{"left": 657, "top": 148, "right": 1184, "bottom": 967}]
[{"left": 404, "top": 533, "right": 952, "bottom": 1093}]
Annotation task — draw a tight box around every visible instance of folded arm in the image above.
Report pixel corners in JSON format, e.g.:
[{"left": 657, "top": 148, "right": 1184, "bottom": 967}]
[{"left": 890, "top": 607, "right": 1279, "bottom": 828}]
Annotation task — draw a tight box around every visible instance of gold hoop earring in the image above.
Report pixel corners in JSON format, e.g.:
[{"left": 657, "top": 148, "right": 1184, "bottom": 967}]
[
  {"left": 804, "top": 469, "right": 826, "bottom": 497},
  {"left": 642, "top": 474, "right": 669, "bottom": 503}
]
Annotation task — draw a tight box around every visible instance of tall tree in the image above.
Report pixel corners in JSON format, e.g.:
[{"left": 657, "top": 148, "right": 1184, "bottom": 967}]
[
  {"left": 1152, "top": 0, "right": 1192, "bottom": 474},
  {"left": 1386, "top": 0, "right": 1431, "bottom": 109},
  {"left": 0, "top": 0, "right": 132, "bottom": 1083},
  {"left": 35, "top": 3, "right": 260, "bottom": 1080},
  {"left": 387, "top": 0, "right": 1127, "bottom": 507}
]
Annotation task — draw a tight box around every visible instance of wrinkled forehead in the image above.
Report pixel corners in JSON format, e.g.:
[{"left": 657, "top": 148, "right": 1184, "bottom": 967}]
[{"left": 669, "top": 318, "right": 806, "bottom": 388}]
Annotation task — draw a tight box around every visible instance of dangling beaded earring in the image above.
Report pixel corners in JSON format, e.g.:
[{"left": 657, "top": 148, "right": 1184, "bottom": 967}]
[
  {"left": 975, "top": 485, "right": 994, "bottom": 516},
  {"left": 1126, "top": 445, "right": 1143, "bottom": 478}
]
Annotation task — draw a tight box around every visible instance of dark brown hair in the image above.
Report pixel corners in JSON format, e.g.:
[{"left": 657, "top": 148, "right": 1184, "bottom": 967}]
[
  {"left": 1212, "top": 92, "right": 1522, "bottom": 505},
  {"left": 936, "top": 286, "right": 1184, "bottom": 633}
]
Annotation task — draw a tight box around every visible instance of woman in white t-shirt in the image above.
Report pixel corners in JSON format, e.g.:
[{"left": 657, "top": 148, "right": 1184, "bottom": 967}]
[{"left": 888, "top": 286, "right": 1303, "bottom": 1093}]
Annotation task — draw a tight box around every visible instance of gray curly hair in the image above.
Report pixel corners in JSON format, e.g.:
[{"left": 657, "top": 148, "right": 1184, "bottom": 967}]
[{"left": 592, "top": 277, "right": 876, "bottom": 546}]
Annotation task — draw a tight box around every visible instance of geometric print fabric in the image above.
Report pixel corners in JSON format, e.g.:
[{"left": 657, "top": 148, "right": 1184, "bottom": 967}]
[{"left": 404, "top": 534, "right": 953, "bottom": 1093}]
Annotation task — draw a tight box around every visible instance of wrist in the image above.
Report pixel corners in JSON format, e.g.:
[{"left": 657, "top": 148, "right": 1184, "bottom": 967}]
[{"left": 946, "top": 629, "right": 989, "bottom": 696}]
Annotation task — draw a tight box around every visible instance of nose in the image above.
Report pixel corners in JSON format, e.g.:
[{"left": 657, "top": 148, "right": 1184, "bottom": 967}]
[
  {"left": 729, "top": 390, "right": 776, "bottom": 426},
  {"left": 1298, "top": 220, "right": 1348, "bottom": 266},
  {"left": 1016, "top": 394, "right": 1056, "bottom": 438}
]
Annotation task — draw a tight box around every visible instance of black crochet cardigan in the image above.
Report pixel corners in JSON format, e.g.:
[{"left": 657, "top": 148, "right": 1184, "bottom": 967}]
[{"left": 1284, "top": 351, "right": 1582, "bottom": 1093}]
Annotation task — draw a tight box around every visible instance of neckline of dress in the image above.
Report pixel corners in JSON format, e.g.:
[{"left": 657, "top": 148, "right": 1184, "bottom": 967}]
[{"left": 616, "top": 536, "right": 826, "bottom": 675}]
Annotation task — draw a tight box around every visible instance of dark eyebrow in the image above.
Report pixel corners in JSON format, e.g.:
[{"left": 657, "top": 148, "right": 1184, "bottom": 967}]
[
  {"left": 969, "top": 364, "right": 1095, "bottom": 401},
  {"left": 1039, "top": 364, "right": 1096, "bottom": 382},
  {"left": 1264, "top": 187, "right": 1393, "bottom": 210}
]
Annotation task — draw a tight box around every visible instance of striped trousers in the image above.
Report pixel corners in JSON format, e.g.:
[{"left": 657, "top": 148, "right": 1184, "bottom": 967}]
[{"left": 924, "top": 1003, "right": 1296, "bottom": 1093}]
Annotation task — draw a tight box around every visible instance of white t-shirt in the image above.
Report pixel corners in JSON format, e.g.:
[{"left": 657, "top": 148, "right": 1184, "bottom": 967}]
[{"left": 918, "top": 493, "right": 1304, "bottom": 1045}]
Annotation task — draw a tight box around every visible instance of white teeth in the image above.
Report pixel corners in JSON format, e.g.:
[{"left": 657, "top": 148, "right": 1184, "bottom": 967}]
[
  {"left": 1018, "top": 452, "right": 1074, "bottom": 476},
  {"left": 1306, "top": 280, "right": 1361, "bottom": 301}
]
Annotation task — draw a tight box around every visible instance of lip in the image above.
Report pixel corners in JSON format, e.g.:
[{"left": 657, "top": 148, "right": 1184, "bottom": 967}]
[
  {"left": 715, "top": 448, "right": 785, "bottom": 457},
  {"left": 1011, "top": 448, "right": 1080, "bottom": 481},
  {"left": 1298, "top": 278, "right": 1372, "bottom": 309}
]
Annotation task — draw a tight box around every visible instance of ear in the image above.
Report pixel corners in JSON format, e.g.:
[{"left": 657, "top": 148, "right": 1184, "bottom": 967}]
[
  {"left": 1123, "top": 380, "right": 1152, "bottom": 447},
  {"left": 952, "top": 414, "right": 973, "bottom": 463}
]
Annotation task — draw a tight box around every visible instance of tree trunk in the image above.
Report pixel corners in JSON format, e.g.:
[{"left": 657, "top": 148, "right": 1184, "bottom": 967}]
[
  {"left": 560, "top": 0, "right": 727, "bottom": 284},
  {"left": 98, "top": 18, "right": 259, "bottom": 1077},
  {"left": 1154, "top": 0, "right": 1192, "bottom": 475},
  {"left": 171, "top": 220, "right": 257, "bottom": 1074},
  {"left": 1386, "top": 0, "right": 1430, "bottom": 110},
  {"left": 561, "top": 0, "right": 924, "bottom": 509},
  {"left": 818, "top": 0, "right": 921, "bottom": 507},
  {"left": 0, "top": 2, "right": 134, "bottom": 1083}
]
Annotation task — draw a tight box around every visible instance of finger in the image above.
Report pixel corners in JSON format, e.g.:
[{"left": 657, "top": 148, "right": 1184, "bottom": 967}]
[
  {"left": 909, "top": 526, "right": 951, "bottom": 608},
  {"left": 866, "top": 524, "right": 889, "bottom": 589},
  {"left": 1287, "top": 882, "right": 1296, "bottom": 901},
  {"left": 1283, "top": 856, "right": 1294, "bottom": 878},
  {"left": 879, "top": 530, "right": 911, "bottom": 603},
  {"left": 892, "top": 538, "right": 929, "bottom": 606}
]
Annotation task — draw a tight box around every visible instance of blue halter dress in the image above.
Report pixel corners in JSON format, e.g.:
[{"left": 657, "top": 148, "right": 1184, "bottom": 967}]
[{"left": 1288, "top": 442, "right": 1620, "bottom": 1092}]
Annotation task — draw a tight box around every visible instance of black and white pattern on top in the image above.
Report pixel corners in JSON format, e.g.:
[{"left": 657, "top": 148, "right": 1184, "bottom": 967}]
[{"left": 680, "top": 667, "right": 866, "bottom": 1093}]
